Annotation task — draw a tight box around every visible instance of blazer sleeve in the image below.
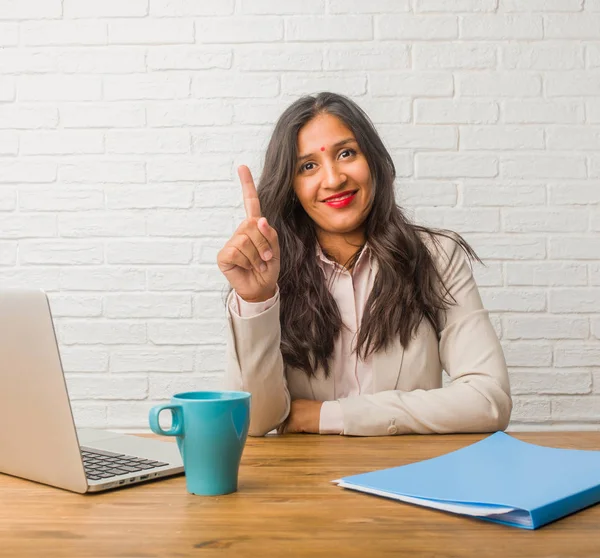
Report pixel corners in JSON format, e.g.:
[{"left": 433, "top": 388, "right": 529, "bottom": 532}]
[
  {"left": 223, "top": 290, "right": 290, "bottom": 436},
  {"left": 338, "top": 235, "right": 512, "bottom": 436}
]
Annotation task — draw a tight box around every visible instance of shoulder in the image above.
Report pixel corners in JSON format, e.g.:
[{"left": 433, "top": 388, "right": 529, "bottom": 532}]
[{"left": 417, "top": 230, "right": 465, "bottom": 270}]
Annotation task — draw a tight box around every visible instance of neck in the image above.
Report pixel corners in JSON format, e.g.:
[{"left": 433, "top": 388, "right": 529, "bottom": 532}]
[{"left": 317, "top": 229, "right": 365, "bottom": 269}]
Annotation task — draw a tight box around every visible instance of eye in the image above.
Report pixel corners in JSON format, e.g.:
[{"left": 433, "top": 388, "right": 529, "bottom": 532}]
[
  {"left": 298, "top": 161, "right": 316, "bottom": 174},
  {"left": 339, "top": 148, "right": 356, "bottom": 159}
]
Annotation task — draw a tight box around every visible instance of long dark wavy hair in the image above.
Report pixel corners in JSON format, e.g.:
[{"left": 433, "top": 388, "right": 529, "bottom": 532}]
[{"left": 251, "top": 92, "right": 480, "bottom": 379}]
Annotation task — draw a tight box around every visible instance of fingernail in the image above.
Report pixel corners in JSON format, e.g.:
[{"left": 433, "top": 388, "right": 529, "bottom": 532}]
[
  {"left": 263, "top": 250, "right": 272, "bottom": 261},
  {"left": 259, "top": 263, "right": 267, "bottom": 273}
]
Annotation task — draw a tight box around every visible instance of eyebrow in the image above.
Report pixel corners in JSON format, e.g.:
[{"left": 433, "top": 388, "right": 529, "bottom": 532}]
[{"left": 297, "top": 138, "right": 356, "bottom": 163}]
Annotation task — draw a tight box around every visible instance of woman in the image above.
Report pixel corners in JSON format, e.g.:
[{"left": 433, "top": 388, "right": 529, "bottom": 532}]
[{"left": 217, "top": 92, "right": 511, "bottom": 437}]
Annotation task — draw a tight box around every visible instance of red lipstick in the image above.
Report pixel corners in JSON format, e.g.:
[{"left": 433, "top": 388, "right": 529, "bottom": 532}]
[{"left": 323, "top": 190, "right": 357, "bottom": 208}]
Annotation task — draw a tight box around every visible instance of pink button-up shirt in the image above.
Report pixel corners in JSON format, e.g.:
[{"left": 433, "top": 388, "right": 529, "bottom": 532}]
[{"left": 230, "top": 243, "right": 376, "bottom": 435}]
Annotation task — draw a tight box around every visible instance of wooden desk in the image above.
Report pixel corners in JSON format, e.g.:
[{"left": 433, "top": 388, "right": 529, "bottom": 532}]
[{"left": 1, "top": 432, "right": 599, "bottom": 557}]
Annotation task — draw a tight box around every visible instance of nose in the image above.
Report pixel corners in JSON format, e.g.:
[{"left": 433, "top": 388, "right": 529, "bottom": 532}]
[{"left": 323, "top": 160, "right": 346, "bottom": 189}]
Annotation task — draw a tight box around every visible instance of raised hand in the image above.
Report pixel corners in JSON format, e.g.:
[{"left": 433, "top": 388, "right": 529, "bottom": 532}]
[{"left": 217, "top": 165, "right": 280, "bottom": 303}]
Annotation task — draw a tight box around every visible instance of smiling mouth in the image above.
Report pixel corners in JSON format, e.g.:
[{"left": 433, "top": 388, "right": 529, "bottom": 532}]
[{"left": 322, "top": 190, "right": 358, "bottom": 203}]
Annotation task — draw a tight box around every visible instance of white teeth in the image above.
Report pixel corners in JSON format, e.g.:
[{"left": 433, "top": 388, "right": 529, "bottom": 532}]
[{"left": 326, "top": 191, "right": 355, "bottom": 202}]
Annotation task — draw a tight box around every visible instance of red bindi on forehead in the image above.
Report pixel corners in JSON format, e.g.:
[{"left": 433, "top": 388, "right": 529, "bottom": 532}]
[{"left": 320, "top": 146, "right": 325, "bottom": 151}]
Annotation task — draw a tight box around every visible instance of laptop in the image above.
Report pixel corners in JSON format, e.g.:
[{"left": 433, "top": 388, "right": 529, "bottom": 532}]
[{"left": 0, "top": 289, "right": 184, "bottom": 493}]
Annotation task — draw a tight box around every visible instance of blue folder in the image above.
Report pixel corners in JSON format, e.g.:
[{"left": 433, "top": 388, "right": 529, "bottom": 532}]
[{"left": 334, "top": 432, "right": 600, "bottom": 529}]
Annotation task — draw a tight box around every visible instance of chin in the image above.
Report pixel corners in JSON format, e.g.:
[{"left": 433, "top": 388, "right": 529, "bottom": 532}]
[{"left": 316, "top": 216, "right": 366, "bottom": 235}]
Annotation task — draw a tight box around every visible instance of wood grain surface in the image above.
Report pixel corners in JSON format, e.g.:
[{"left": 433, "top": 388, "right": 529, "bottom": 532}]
[{"left": 1, "top": 432, "right": 599, "bottom": 558}]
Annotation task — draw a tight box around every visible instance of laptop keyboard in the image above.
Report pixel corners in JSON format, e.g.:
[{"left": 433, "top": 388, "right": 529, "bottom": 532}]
[{"left": 81, "top": 447, "right": 169, "bottom": 481}]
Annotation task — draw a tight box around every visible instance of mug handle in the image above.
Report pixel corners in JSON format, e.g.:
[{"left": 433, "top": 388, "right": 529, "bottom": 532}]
[{"left": 149, "top": 404, "right": 184, "bottom": 436}]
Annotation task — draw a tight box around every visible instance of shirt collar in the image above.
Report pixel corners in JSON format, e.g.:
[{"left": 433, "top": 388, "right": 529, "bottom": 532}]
[{"left": 315, "top": 240, "right": 373, "bottom": 272}]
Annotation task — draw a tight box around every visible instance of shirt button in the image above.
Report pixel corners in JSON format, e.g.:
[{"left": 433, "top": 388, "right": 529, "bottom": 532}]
[{"left": 387, "top": 425, "right": 398, "bottom": 435}]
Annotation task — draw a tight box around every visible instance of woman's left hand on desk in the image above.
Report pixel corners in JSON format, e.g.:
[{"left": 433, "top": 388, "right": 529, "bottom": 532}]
[{"left": 279, "top": 399, "right": 323, "bottom": 434}]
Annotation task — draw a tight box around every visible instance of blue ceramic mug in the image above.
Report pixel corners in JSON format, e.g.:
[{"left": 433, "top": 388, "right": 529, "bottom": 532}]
[{"left": 149, "top": 391, "right": 251, "bottom": 496}]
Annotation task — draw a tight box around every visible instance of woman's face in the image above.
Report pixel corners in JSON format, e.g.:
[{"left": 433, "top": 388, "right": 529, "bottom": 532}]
[{"left": 292, "top": 113, "right": 373, "bottom": 244}]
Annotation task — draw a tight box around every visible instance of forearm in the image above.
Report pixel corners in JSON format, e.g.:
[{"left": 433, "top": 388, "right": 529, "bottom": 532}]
[
  {"left": 225, "top": 292, "right": 290, "bottom": 436},
  {"left": 337, "top": 375, "right": 512, "bottom": 436}
]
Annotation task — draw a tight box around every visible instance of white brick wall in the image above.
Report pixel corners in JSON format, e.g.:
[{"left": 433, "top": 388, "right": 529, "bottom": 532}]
[{"left": 1, "top": 0, "right": 599, "bottom": 432}]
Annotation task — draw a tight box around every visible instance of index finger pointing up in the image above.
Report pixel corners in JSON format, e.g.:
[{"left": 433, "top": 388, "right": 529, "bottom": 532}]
[{"left": 238, "top": 165, "right": 262, "bottom": 219}]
